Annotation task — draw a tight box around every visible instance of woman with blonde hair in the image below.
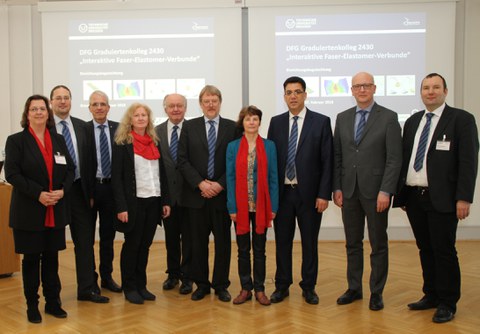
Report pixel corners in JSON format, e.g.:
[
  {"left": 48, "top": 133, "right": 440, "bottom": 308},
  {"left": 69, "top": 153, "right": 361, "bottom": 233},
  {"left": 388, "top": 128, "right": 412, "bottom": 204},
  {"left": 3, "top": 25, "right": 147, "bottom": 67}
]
[{"left": 112, "top": 102, "right": 171, "bottom": 304}]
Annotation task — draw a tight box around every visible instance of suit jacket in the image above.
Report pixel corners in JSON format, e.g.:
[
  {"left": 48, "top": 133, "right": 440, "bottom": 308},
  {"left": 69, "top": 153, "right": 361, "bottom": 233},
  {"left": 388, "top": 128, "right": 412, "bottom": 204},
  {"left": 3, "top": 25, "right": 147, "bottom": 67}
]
[
  {"left": 111, "top": 142, "right": 170, "bottom": 233},
  {"left": 225, "top": 137, "right": 279, "bottom": 214},
  {"left": 155, "top": 120, "right": 185, "bottom": 207},
  {"left": 393, "top": 104, "right": 479, "bottom": 212},
  {"left": 177, "top": 116, "right": 239, "bottom": 209},
  {"left": 5, "top": 128, "right": 75, "bottom": 231},
  {"left": 87, "top": 119, "right": 119, "bottom": 181},
  {"left": 333, "top": 102, "right": 402, "bottom": 199},
  {"left": 267, "top": 108, "right": 333, "bottom": 204}
]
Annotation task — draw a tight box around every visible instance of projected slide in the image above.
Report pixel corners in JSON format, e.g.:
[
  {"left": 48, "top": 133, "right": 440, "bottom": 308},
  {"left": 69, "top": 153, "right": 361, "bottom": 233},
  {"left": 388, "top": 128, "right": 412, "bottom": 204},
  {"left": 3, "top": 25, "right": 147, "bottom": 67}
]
[
  {"left": 275, "top": 13, "right": 425, "bottom": 122},
  {"left": 68, "top": 18, "right": 214, "bottom": 121}
]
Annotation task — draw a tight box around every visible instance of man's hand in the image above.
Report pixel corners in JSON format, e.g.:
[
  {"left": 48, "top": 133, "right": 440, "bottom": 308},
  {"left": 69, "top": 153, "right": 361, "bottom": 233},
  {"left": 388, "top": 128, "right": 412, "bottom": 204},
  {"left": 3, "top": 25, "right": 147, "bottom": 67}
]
[
  {"left": 457, "top": 200, "right": 471, "bottom": 220},
  {"left": 333, "top": 191, "right": 343, "bottom": 208},
  {"left": 376, "top": 192, "right": 391, "bottom": 213},
  {"left": 315, "top": 198, "right": 328, "bottom": 213}
]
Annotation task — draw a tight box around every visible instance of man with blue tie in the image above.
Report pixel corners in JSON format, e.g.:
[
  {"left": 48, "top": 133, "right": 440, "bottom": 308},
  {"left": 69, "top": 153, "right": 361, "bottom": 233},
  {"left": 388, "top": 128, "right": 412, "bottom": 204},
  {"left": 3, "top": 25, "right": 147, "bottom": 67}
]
[
  {"left": 267, "top": 76, "right": 333, "bottom": 305},
  {"left": 87, "top": 90, "right": 121, "bottom": 294},
  {"left": 393, "top": 73, "right": 479, "bottom": 323},
  {"left": 50, "top": 85, "right": 109, "bottom": 303},
  {"left": 333, "top": 72, "right": 402, "bottom": 311},
  {"left": 155, "top": 93, "right": 192, "bottom": 295}
]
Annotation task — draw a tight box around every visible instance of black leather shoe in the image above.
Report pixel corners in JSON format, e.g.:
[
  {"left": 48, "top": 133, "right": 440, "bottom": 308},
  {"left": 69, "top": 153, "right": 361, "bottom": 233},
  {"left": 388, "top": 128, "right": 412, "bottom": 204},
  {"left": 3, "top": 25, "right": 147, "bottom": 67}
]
[
  {"left": 162, "top": 278, "right": 179, "bottom": 290},
  {"left": 432, "top": 306, "right": 454, "bottom": 323},
  {"left": 369, "top": 293, "right": 384, "bottom": 311},
  {"left": 408, "top": 296, "right": 439, "bottom": 310},
  {"left": 337, "top": 289, "right": 363, "bottom": 305},
  {"left": 124, "top": 290, "right": 144, "bottom": 304},
  {"left": 179, "top": 280, "right": 193, "bottom": 295},
  {"left": 101, "top": 279, "right": 122, "bottom": 293},
  {"left": 139, "top": 288, "right": 156, "bottom": 301},
  {"left": 77, "top": 292, "right": 110, "bottom": 303},
  {"left": 27, "top": 307, "right": 42, "bottom": 324},
  {"left": 92, "top": 283, "right": 101, "bottom": 295},
  {"left": 191, "top": 288, "right": 210, "bottom": 301},
  {"left": 45, "top": 303, "right": 68, "bottom": 318},
  {"left": 270, "top": 289, "right": 289, "bottom": 303},
  {"left": 215, "top": 289, "right": 231, "bottom": 302},
  {"left": 302, "top": 289, "right": 319, "bottom": 305}
]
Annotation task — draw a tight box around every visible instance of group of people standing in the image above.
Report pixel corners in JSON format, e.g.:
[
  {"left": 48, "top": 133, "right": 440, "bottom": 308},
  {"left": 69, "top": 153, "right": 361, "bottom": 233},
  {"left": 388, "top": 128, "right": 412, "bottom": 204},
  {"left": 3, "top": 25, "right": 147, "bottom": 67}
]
[{"left": 4, "top": 72, "right": 477, "bottom": 326}]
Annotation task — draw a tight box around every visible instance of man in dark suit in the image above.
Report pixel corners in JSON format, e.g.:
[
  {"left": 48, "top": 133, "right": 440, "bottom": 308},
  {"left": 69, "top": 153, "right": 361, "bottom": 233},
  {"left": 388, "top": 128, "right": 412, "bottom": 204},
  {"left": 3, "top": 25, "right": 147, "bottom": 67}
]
[
  {"left": 50, "top": 85, "right": 109, "bottom": 303},
  {"left": 87, "top": 90, "right": 121, "bottom": 294},
  {"left": 333, "top": 72, "right": 402, "bottom": 311},
  {"left": 178, "top": 85, "right": 238, "bottom": 302},
  {"left": 267, "top": 76, "right": 333, "bottom": 305},
  {"left": 155, "top": 93, "right": 192, "bottom": 295},
  {"left": 393, "top": 73, "right": 478, "bottom": 323}
]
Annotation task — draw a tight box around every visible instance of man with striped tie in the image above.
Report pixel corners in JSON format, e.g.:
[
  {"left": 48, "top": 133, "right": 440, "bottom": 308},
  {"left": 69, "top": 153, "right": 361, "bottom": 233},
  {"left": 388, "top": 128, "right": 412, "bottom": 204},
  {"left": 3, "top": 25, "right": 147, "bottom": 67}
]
[
  {"left": 87, "top": 90, "right": 121, "bottom": 294},
  {"left": 155, "top": 93, "right": 192, "bottom": 295},
  {"left": 50, "top": 85, "right": 109, "bottom": 303},
  {"left": 333, "top": 72, "right": 402, "bottom": 311}
]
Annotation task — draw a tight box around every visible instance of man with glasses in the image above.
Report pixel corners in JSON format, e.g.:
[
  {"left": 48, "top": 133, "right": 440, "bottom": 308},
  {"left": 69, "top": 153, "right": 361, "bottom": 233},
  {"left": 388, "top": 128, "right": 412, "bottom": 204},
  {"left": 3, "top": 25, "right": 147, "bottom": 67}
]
[
  {"left": 87, "top": 90, "right": 122, "bottom": 294},
  {"left": 178, "top": 85, "right": 239, "bottom": 302},
  {"left": 50, "top": 85, "right": 109, "bottom": 303},
  {"left": 155, "top": 93, "right": 192, "bottom": 295},
  {"left": 333, "top": 72, "right": 402, "bottom": 311},
  {"left": 267, "top": 76, "right": 333, "bottom": 305}
]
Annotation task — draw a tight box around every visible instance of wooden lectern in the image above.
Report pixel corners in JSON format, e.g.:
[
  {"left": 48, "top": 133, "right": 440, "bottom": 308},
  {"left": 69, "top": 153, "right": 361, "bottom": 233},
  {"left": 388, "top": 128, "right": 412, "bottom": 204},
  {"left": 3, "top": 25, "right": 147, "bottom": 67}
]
[{"left": 0, "top": 183, "right": 20, "bottom": 276}]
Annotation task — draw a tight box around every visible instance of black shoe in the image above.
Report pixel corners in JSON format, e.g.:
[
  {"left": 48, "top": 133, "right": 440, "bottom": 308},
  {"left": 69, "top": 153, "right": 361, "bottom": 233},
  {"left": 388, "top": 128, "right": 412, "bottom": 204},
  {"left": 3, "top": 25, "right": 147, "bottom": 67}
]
[
  {"left": 162, "top": 278, "right": 179, "bottom": 290},
  {"left": 215, "top": 289, "right": 231, "bottom": 302},
  {"left": 92, "top": 283, "right": 101, "bottom": 295},
  {"left": 369, "top": 293, "right": 384, "bottom": 311},
  {"left": 77, "top": 292, "right": 110, "bottom": 303},
  {"left": 27, "top": 307, "right": 42, "bottom": 324},
  {"left": 101, "top": 278, "right": 122, "bottom": 293},
  {"left": 432, "top": 306, "right": 454, "bottom": 323},
  {"left": 191, "top": 288, "right": 210, "bottom": 301},
  {"left": 124, "top": 290, "right": 144, "bottom": 304},
  {"left": 408, "top": 296, "right": 439, "bottom": 310},
  {"left": 45, "top": 303, "right": 68, "bottom": 318},
  {"left": 139, "top": 288, "right": 156, "bottom": 301},
  {"left": 270, "top": 289, "right": 289, "bottom": 303},
  {"left": 302, "top": 289, "right": 319, "bottom": 305},
  {"left": 179, "top": 280, "right": 193, "bottom": 295},
  {"left": 337, "top": 289, "right": 363, "bottom": 305}
]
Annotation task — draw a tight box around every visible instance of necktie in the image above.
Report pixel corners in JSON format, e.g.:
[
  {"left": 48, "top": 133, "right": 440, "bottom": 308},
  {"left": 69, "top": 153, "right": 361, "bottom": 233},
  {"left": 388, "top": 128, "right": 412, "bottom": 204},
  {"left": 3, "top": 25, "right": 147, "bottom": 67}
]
[
  {"left": 207, "top": 120, "right": 216, "bottom": 179},
  {"left": 355, "top": 110, "right": 368, "bottom": 145},
  {"left": 286, "top": 116, "right": 299, "bottom": 181},
  {"left": 99, "top": 124, "right": 111, "bottom": 177},
  {"left": 61, "top": 120, "right": 78, "bottom": 179},
  {"left": 170, "top": 125, "right": 179, "bottom": 162},
  {"left": 413, "top": 113, "right": 434, "bottom": 172}
]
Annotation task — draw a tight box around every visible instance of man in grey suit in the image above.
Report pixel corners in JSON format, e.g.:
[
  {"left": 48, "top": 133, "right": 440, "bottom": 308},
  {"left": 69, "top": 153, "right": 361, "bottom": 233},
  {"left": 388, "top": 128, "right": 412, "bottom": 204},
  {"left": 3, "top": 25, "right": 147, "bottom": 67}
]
[
  {"left": 155, "top": 93, "right": 192, "bottom": 295},
  {"left": 333, "top": 72, "right": 402, "bottom": 310}
]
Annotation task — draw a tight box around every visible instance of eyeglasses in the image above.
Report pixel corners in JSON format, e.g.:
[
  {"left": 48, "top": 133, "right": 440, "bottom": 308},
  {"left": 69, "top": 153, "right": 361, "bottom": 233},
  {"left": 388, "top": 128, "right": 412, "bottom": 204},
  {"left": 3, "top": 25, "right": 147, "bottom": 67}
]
[
  {"left": 285, "top": 89, "right": 305, "bottom": 96},
  {"left": 53, "top": 96, "right": 71, "bottom": 102},
  {"left": 352, "top": 83, "right": 375, "bottom": 91},
  {"left": 90, "top": 102, "right": 108, "bottom": 108},
  {"left": 166, "top": 104, "right": 185, "bottom": 109},
  {"left": 29, "top": 107, "right": 47, "bottom": 112},
  {"left": 201, "top": 99, "right": 220, "bottom": 106}
]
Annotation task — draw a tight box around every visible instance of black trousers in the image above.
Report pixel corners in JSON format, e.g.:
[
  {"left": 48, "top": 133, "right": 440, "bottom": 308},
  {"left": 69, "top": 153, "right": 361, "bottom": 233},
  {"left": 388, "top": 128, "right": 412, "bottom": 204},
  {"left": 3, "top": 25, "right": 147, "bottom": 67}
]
[
  {"left": 120, "top": 197, "right": 159, "bottom": 293},
  {"left": 405, "top": 187, "right": 460, "bottom": 313},
  {"left": 163, "top": 204, "right": 191, "bottom": 281},
  {"left": 235, "top": 212, "right": 267, "bottom": 292},
  {"left": 91, "top": 182, "right": 117, "bottom": 281},
  {"left": 22, "top": 251, "right": 61, "bottom": 306},
  {"left": 188, "top": 201, "right": 231, "bottom": 291}
]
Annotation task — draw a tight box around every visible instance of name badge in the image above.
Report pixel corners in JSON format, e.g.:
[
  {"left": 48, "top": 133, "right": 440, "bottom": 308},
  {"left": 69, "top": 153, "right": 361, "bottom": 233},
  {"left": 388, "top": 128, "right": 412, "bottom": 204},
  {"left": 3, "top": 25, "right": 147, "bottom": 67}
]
[
  {"left": 436, "top": 140, "right": 450, "bottom": 151},
  {"left": 55, "top": 154, "right": 67, "bottom": 165}
]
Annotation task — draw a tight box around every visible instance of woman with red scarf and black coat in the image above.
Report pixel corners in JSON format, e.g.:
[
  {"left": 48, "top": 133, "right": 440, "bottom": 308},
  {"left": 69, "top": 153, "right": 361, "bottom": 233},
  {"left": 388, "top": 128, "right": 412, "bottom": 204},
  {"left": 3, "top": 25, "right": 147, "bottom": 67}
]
[
  {"left": 226, "top": 105, "right": 279, "bottom": 306},
  {"left": 112, "top": 102, "right": 170, "bottom": 305}
]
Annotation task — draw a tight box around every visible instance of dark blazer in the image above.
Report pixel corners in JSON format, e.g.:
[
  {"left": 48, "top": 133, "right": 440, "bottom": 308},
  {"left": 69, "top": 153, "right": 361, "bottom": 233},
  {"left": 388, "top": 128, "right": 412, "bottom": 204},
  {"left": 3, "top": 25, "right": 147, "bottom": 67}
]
[
  {"left": 177, "top": 116, "right": 239, "bottom": 209},
  {"left": 333, "top": 103, "right": 402, "bottom": 199},
  {"left": 155, "top": 120, "right": 185, "bottom": 207},
  {"left": 393, "top": 104, "right": 479, "bottom": 212},
  {"left": 5, "top": 128, "right": 75, "bottom": 231},
  {"left": 267, "top": 108, "right": 333, "bottom": 204},
  {"left": 87, "top": 119, "right": 119, "bottom": 179},
  {"left": 111, "top": 142, "right": 170, "bottom": 233}
]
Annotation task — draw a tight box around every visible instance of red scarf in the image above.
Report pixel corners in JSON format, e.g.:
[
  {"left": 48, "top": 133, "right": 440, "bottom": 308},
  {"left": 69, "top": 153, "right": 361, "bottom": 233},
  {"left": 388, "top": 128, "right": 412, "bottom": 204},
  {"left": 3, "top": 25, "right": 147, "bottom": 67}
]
[
  {"left": 131, "top": 130, "right": 160, "bottom": 160},
  {"left": 235, "top": 135, "right": 272, "bottom": 235},
  {"left": 29, "top": 126, "right": 55, "bottom": 228}
]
